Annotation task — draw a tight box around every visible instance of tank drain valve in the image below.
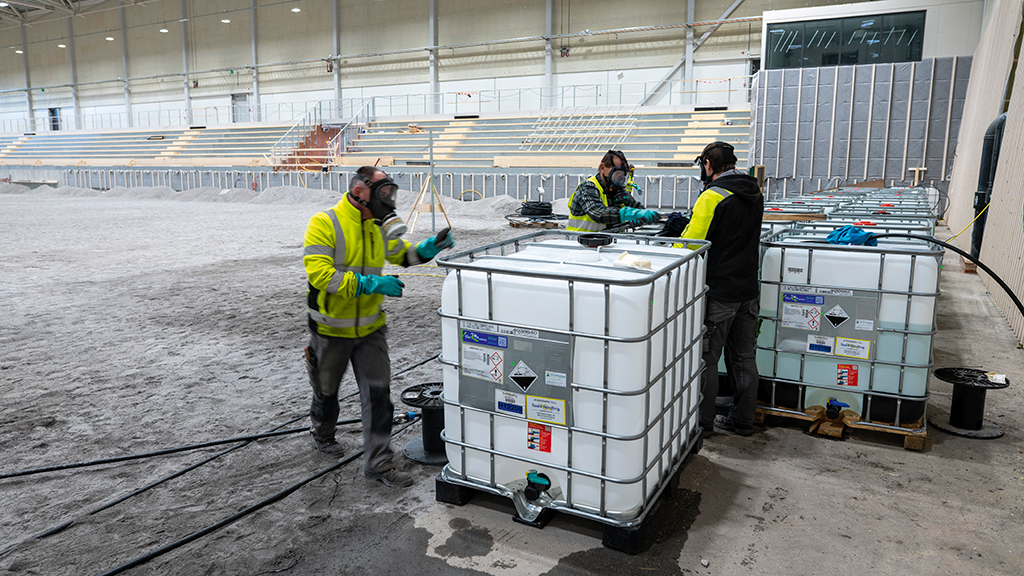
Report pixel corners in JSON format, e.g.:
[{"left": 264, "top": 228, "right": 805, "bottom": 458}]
[
  {"left": 524, "top": 470, "right": 551, "bottom": 501},
  {"left": 825, "top": 398, "right": 850, "bottom": 420}
]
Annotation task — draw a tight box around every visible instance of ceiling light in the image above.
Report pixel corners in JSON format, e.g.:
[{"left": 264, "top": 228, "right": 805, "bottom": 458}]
[
  {"left": 159, "top": 28, "right": 169, "bottom": 33},
  {"left": 221, "top": 19, "right": 230, "bottom": 23},
  {"left": 106, "top": 37, "right": 114, "bottom": 41},
  {"left": 58, "top": 44, "right": 66, "bottom": 48},
  {"left": 291, "top": 8, "right": 301, "bottom": 12},
  {"left": 15, "top": 49, "right": 23, "bottom": 54},
  {"left": 0, "top": 3, "right": 9, "bottom": 7}
]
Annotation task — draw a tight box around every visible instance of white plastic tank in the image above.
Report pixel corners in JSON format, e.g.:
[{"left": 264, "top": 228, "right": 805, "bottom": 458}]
[
  {"left": 438, "top": 232, "right": 707, "bottom": 522},
  {"left": 756, "top": 231, "right": 943, "bottom": 426}
]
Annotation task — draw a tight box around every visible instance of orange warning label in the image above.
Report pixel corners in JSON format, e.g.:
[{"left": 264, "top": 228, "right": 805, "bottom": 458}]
[
  {"left": 837, "top": 364, "right": 859, "bottom": 387},
  {"left": 527, "top": 422, "right": 551, "bottom": 453}
]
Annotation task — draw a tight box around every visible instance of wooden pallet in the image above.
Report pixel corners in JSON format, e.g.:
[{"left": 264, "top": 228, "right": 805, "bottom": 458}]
[{"left": 755, "top": 404, "right": 926, "bottom": 451}]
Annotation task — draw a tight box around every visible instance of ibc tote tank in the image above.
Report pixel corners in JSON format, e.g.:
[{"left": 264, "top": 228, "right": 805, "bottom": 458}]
[
  {"left": 756, "top": 230, "right": 943, "bottom": 428},
  {"left": 436, "top": 231, "right": 708, "bottom": 525}
]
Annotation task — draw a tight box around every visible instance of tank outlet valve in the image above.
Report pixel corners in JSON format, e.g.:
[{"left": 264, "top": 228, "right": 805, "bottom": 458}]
[
  {"left": 524, "top": 470, "right": 551, "bottom": 501},
  {"left": 506, "top": 471, "right": 563, "bottom": 523},
  {"left": 825, "top": 397, "right": 850, "bottom": 420}
]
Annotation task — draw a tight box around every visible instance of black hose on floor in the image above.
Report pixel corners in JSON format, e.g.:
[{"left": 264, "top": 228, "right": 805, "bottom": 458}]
[
  {"left": 0, "top": 415, "right": 309, "bottom": 558},
  {"left": 0, "top": 352, "right": 442, "bottom": 481},
  {"left": 97, "top": 415, "right": 422, "bottom": 576},
  {"left": 872, "top": 233, "right": 1024, "bottom": 318},
  {"left": 0, "top": 419, "right": 362, "bottom": 481}
]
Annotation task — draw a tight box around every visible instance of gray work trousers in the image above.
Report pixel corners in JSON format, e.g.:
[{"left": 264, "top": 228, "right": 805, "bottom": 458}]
[
  {"left": 699, "top": 297, "right": 760, "bottom": 430},
  {"left": 307, "top": 326, "right": 394, "bottom": 473}
]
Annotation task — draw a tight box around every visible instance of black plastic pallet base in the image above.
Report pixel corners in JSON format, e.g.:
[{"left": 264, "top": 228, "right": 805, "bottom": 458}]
[
  {"left": 512, "top": 508, "right": 555, "bottom": 529},
  {"left": 433, "top": 433, "right": 703, "bottom": 555},
  {"left": 602, "top": 519, "right": 647, "bottom": 555},
  {"left": 435, "top": 475, "right": 476, "bottom": 506}
]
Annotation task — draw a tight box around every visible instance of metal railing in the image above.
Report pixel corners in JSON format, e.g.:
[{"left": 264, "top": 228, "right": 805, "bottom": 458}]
[
  {"left": 266, "top": 102, "right": 324, "bottom": 167},
  {"left": 329, "top": 98, "right": 377, "bottom": 156},
  {"left": 520, "top": 105, "right": 639, "bottom": 152},
  {"left": 0, "top": 75, "right": 751, "bottom": 135}
]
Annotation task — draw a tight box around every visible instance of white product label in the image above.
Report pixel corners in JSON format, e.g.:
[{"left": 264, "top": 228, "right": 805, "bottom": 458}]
[
  {"left": 509, "top": 361, "right": 538, "bottom": 392},
  {"left": 526, "top": 396, "right": 566, "bottom": 425},
  {"left": 855, "top": 319, "right": 874, "bottom": 331},
  {"left": 462, "top": 320, "right": 538, "bottom": 339},
  {"left": 835, "top": 337, "right": 871, "bottom": 360},
  {"left": 815, "top": 288, "right": 854, "bottom": 296},
  {"left": 495, "top": 389, "right": 526, "bottom": 418},
  {"left": 806, "top": 335, "right": 835, "bottom": 355},
  {"left": 782, "top": 303, "right": 821, "bottom": 331},
  {"left": 463, "top": 344, "right": 503, "bottom": 382},
  {"left": 824, "top": 305, "right": 850, "bottom": 329},
  {"left": 545, "top": 370, "right": 567, "bottom": 388}
]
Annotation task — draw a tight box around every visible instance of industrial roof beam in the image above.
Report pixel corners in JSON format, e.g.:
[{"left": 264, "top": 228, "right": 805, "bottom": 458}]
[{"left": 641, "top": 0, "right": 747, "bottom": 107}]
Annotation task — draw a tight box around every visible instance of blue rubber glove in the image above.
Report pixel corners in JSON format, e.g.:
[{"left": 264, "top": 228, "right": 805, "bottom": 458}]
[
  {"left": 619, "top": 207, "right": 660, "bottom": 224},
  {"left": 416, "top": 230, "right": 456, "bottom": 261},
  {"left": 355, "top": 274, "right": 404, "bottom": 297}
]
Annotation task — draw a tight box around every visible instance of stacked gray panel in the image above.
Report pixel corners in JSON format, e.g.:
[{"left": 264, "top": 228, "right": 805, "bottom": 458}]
[{"left": 749, "top": 57, "right": 972, "bottom": 200}]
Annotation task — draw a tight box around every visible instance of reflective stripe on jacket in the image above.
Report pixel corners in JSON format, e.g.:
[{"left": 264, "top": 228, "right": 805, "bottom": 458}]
[
  {"left": 567, "top": 176, "right": 610, "bottom": 232},
  {"left": 303, "top": 195, "right": 415, "bottom": 338}
]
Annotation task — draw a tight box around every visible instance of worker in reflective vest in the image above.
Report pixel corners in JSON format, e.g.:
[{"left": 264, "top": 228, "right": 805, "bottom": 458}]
[
  {"left": 677, "top": 141, "right": 763, "bottom": 438},
  {"left": 567, "top": 150, "right": 659, "bottom": 232},
  {"left": 302, "top": 166, "right": 455, "bottom": 488}
]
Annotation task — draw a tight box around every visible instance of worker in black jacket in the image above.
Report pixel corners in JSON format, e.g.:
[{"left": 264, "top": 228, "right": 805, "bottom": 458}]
[{"left": 677, "top": 141, "right": 763, "bottom": 436}]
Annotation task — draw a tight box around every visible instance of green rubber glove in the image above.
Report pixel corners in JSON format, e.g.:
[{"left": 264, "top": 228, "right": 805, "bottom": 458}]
[
  {"left": 416, "top": 229, "right": 456, "bottom": 260},
  {"left": 355, "top": 274, "right": 404, "bottom": 297},
  {"left": 619, "top": 206, "right": 659, "bottom": 224}
]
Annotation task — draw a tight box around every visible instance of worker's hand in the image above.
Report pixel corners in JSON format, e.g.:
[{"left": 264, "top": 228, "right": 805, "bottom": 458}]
[
  {"left": 356, "top": 274, "right": 405, "bottom": 297},
  {"left": 416, "top": 228, "right": 455, "bottom": 260}
]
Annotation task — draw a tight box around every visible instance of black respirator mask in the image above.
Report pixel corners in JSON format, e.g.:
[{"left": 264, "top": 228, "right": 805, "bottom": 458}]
[
  {"left": 605, "top": 150, "right": 634, "bottom": 202},
  {"left": 694, "top": 141, "right": 736, "bottom": 185},
  {"left": 353, "top": 176, "right": 407, "bottom": 242}
]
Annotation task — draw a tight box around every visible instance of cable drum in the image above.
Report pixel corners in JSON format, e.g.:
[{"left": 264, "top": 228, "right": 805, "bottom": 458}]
[
  {"left": 400, "top": 383, "right": 448, "bottom": 464},
  {"left": 519, "top": 201, "right": 554, "bottom": 216}
]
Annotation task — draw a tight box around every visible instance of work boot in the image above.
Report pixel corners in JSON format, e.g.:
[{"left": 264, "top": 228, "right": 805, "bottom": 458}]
[
  {"left": 311, "top": 435, "right": 346, "bottom": 458},
  {"left": 365, "top": 467, "right": 414, "bottom": 488},
  {"left": 714, "top": 414, "right": 754, "bottom": 437}
]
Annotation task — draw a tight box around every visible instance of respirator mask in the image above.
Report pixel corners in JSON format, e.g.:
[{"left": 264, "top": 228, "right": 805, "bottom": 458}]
[
  {"left": 354, "top": 175, "right": 407, "bottom": 242},
  {"left": 694, "top": 141, "right": 736, "bottom": 185},
  {"left": 605, "top": 150, "right": 633, "bottom": 203}
]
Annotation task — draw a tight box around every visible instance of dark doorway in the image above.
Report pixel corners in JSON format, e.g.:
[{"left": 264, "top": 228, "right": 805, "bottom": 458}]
[{"left": 48, "top": 108, "right": 60, "bottom": 131}]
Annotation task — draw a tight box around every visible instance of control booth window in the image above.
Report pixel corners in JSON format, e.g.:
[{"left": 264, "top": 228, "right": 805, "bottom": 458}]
[{"left": 766, "top": 11, "right": 925, "bottom": 69}]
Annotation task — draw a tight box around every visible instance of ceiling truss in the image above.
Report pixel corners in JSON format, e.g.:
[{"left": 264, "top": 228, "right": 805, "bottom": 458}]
[{"left": 0, "top": 1, "right": 154, "bottom": 25}]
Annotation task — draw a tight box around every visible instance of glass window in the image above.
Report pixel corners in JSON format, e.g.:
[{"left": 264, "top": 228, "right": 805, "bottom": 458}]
[
  {"left": 802, "top": 19, "right": 841, "bottom": 66},
  {"left": 879, "top": 12, "right": 925, "bottom": 63},
  {"left": 766, "top": 22, "right": 804, "bottom": 69},
  {"left": 766, "top": 11, "right": 925, "bottom": 69},
  {"left": 841, "top": 15, "right": 883, "bottom": 65}
]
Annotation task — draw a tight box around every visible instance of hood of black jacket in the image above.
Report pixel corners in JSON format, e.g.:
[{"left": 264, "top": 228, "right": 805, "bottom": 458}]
[{"left": 708, "top": 170, "right": 761, "bottom": 203}]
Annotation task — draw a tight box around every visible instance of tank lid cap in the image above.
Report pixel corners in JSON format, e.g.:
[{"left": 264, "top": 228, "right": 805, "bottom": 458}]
[{"left": 577, "top": 233, "right": 613, "bottom": 248}]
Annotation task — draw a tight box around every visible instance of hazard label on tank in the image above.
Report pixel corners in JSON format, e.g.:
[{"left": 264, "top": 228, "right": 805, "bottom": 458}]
[
  {"left": 782, "top": 303, "right": 821, "bottom": 331},
  {"left": 462, "top": 344, "right": 503, "bottom": 382},
  {"left": 824, "top": 305, "right": 850, "bottom": 328},
  {"left": 509, "top": 361, "right": 538, "bottom": 392}
]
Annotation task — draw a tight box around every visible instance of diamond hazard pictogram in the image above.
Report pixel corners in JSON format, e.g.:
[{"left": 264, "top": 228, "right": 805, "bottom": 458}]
[
  {"left": 808, "top": 307, "right": 820, "bottom": 330},
  {"left": 489, "top": 352, "right": 501, "bottom": 366},
  {"left": 490, "top": 366, "right": 502, "bottom": 381}
]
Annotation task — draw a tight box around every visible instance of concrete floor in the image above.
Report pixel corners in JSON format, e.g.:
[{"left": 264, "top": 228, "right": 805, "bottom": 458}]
[{"left": 0, "top": 191, "right": 1022, "bottom": 576}]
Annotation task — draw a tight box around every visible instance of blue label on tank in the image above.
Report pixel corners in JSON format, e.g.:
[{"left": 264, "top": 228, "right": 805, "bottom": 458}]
[
  {"left": 808, "top": 343, "right": 832, "bottom": 353},
  {"left": 783, "top": 293, "right": 824, "bottom": 305},
  {"left": 462, "top": 330, "right": 507, "bottom": 348},
  {"left": 497, "top": 401, "right": 523, "bottom": 415}
]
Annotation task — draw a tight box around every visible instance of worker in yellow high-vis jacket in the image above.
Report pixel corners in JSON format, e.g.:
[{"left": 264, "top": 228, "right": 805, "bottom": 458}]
[
  {"left": 677, "top": 141, "right": 763, "bottom": 438},
  {"left": 567, "top": 150, "right": 659, "bottom": 232},
  {"left": 302, "top": 166, "right": 455, "bottom": 488}
]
